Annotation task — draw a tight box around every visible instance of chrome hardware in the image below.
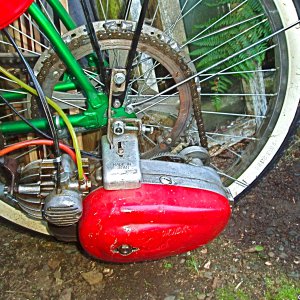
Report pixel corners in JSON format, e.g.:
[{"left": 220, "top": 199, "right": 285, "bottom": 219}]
[
  {"left": 44, "top": 189, "right": 82, "bottom": 227},
  {"left": 102, "top": 134, "right": 142, "bottom": 190}
]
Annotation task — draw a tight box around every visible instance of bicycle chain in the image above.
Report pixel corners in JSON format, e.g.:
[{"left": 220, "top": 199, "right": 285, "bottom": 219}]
[{"left": 33, "top": 21, "right": 207, "bottom": 148}]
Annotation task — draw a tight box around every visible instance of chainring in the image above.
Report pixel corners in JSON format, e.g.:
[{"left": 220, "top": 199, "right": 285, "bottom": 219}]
[{"left": 33, "top": 20, "right": 207, "bottom": 155}]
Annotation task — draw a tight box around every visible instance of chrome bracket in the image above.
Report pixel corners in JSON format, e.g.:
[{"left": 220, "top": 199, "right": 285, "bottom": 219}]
[{"left": 101, "top": 133, "right": 142, "bottom": 190}]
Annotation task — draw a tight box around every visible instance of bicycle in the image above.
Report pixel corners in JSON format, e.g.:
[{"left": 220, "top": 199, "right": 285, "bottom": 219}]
[{"left": 0, "top": 0, "right": 299, "bottom": 262}]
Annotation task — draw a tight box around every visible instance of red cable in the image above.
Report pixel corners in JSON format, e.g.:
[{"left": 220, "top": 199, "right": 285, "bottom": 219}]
[{"left": 0, "top": 139, "right": 77, "bottom": 163}]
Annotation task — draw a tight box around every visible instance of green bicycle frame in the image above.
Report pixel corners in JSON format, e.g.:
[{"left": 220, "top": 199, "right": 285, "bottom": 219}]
[{"left": 0, "top": 0, "right": 132, "bottom": 135}]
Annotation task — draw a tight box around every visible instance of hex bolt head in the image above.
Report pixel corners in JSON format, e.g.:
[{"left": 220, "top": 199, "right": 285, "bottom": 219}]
[
  {"left": 113, "top": 99, "right": 122, "bottom": 108},
  {"left": 114, "top": 72, "right": 126, "bottom": 85}
]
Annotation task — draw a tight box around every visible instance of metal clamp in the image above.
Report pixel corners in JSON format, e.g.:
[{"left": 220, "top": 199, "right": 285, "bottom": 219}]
[{"left": 101, "top": 133, "right": 142, "bottom": 190}]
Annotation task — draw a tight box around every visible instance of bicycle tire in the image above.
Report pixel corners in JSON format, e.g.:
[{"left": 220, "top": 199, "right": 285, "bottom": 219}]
[{"left": 0, "top": 0, "right": 299, "bottom": 234}]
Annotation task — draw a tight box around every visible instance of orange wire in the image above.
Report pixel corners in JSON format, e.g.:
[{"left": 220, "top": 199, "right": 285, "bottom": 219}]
[
  {"left": 0, "top": 140, "right": 89, "bottom": 182},
  {"left": 0, "top": 139, "right": 76, "bottom": 163}
]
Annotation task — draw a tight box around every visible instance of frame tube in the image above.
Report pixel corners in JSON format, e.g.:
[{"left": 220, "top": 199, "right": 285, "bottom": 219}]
[{"left": 28, "top": 3, "right": 102, "bottom": 109}]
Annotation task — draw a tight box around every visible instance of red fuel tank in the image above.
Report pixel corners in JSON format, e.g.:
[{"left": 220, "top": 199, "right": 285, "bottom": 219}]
[
  {"left": 79, "top": 184, "right": 231, "bottom": 263},
  {"left": 0, "top": 0, "right": 33, "bottom": 29}
]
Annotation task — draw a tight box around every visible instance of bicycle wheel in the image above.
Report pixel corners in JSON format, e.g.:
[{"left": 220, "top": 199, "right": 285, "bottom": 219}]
[{"left": 0, "top": 0, "right": 299, "bottom": 234}]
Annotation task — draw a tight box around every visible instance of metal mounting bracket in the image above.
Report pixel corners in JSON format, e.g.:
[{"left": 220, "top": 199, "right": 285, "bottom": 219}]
[{"left": 101, "top": 133, "right": 142, "bottom": 190}]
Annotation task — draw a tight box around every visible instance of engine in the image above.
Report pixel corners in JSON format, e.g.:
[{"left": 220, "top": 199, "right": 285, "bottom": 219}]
[
  {"left": 9, "top": 154, "right": 89, "bottom": 225},
  {"left": 0, "top": 132, "right": 231, "bottom": 262}
]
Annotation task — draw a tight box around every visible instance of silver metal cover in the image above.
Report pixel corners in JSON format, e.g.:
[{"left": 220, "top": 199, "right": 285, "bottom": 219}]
[
  {"left": 102, "top": 134, "right": 142, "bottom": 190},
  {"left": 44, "top": 189, "right": 82, "bottom": 227},
  {"left": 141, "top": 160, "right": 228, "bottom": 199}
]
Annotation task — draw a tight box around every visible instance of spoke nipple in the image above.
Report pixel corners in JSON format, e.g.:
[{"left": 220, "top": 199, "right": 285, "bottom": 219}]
[
  {"left": 125, "top": 105, "right": 134, "bottom": 114},
  {"left": 165, "top": 137, "right": 173, "bottom": 145}
]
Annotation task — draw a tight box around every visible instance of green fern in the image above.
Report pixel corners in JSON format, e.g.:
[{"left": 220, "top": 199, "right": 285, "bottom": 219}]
[{"left": 189, "top": 0, "right": 272, "bottom": 110}]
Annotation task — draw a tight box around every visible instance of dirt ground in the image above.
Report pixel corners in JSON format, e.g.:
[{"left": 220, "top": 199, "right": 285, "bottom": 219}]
[{"left": 0, "top": 141, "right": 299, "bottom": 300}]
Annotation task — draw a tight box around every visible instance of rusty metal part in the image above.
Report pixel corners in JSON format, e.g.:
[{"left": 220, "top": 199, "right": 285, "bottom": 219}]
[
  {"left": 0, "top": 133, "right": 5, "bottom": 150},
  {"left": 0, "top": 52, "right": 38, "bottom": 68},
  {"left": 33, "top": 20, "right": 207, "bottom": 153},
  {"left": 0, "top": 156, "right": 18, "bottom": 195}
]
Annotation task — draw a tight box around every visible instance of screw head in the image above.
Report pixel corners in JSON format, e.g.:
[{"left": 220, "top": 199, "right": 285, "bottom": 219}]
[
  {"left": 115, "top": 244, "right": 137, "bottom": 256},
  {"left": 160, "top": 176, "right": 173, "bottom": 185},
  {"left": 113, "top": 120, "right": 125, "bottom": 135}
]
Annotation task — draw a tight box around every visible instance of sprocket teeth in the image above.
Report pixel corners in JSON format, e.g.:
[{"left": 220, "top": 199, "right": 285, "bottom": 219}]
[{"left": 33, "top": 20, "right": 207, "bottom": 151}]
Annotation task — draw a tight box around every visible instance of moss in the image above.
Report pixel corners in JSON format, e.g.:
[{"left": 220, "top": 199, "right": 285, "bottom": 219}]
[
  {"left": 265, "top": 277, "right": 300, "bottom": 300},
  {"left": 216, "top": 287, "right": 250, "bottom": 300},
  {"left": 96, "top": 0, "right": 125, "bottom": 19},
  {"left": 215, "top": 277, "right": 300, "bottom": 300}
]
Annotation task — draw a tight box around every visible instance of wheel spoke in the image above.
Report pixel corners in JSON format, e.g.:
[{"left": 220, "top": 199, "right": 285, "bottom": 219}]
[
  {"left": 37, "top": 0, "right": 58, "bottom": 32},
  {"left": 0, "top": 109, "right": 27, "bottom": 120},
  {"left": 164, "top": 0, "right": 191, "bottom": 34},
  {"left": 191, "top": 14, "right": 265, "bottom": 44},
  {"left": 202, "top": 111, "right": 266, "bottom": 119},
  {"left": 183, "top": 0, "right": 249, "bottom": 47},
  {"left": 0, "top": 40, "right": 41, "bottom": 56},
  {"left": 206, "top": 132, "right": 257, "bottom": 141},
  {"left": 0, "top": 0, "right": 298, "bottom": 207},
  {"left": 131, "top": 38, "right": 281, "bottom": 108},
  {"left": 52, "top": 95, "right": 87, "bottom": 111},
  {"left": 9, "top": 24, "right": 49, "bottom": 50},
  {"left": 0, "top": 89, "right": 27, "bottom": 95},
  {"left": 142, "top": 133, "right": 157, "bottom": 146},
  {"left": 207, "top": 135, "right": 242, "bottom": 158},
  {"left": 190, "top": 18, "right": 268, "bottom": 65},
  {"left": 15, "top": 146, "right": 40, "bottom": 160},
  {"left": 212, "top": 164, "right": 249, "bottom": 188},
  {"left": 24, "top": 13, "right": 50, "bottom": 44},
  {"left": 0, "top": 101, "right": 29, "bottom": 106},
  {"left": 198, "top": 44, "right": 277, "bottom": 84}
]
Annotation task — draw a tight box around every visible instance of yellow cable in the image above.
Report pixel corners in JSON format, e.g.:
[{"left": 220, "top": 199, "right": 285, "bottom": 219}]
[{"left": 0, "top": 66, "right": 85, "bottom": 181}]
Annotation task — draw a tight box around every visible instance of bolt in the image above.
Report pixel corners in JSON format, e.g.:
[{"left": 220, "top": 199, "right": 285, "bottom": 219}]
[
  {"left": 115, "top": 127, "right": 123, "bottom": 134},
  {"left": 115, "top": 244, "right": 136, "bottom": 256},
  {"left": 160, "top": 176, "right": 173, "bottom": 185},
  {"left": 53, "top": 71, "right": 60, "bottom": 78},
  {"left": 114, "top": 72, "right": 126, "bottom": 85},
  {"left": 142, "top": 125, "right": 154, "bottom": 134},
  {"left": 117, "top": 147, "right": 124, "bottom": 156},
  {"left": 113, "top": 121, "right": 125, "bottom": 135},
  {"left": 113, "top": 99, "right": 122, "bottom": 108},
  {"left": 165, "top": 137, "right": 173, "bottom": 145}
]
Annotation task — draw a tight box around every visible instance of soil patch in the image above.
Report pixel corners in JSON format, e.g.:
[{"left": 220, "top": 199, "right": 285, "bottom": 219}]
[{"left": 0, "top": 143, "right": 299, "bottom": 300}]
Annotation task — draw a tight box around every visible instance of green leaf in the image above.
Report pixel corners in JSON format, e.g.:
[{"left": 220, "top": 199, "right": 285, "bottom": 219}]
[{"left": 255, "top": 245, "right": 264, "bottom": 252}]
